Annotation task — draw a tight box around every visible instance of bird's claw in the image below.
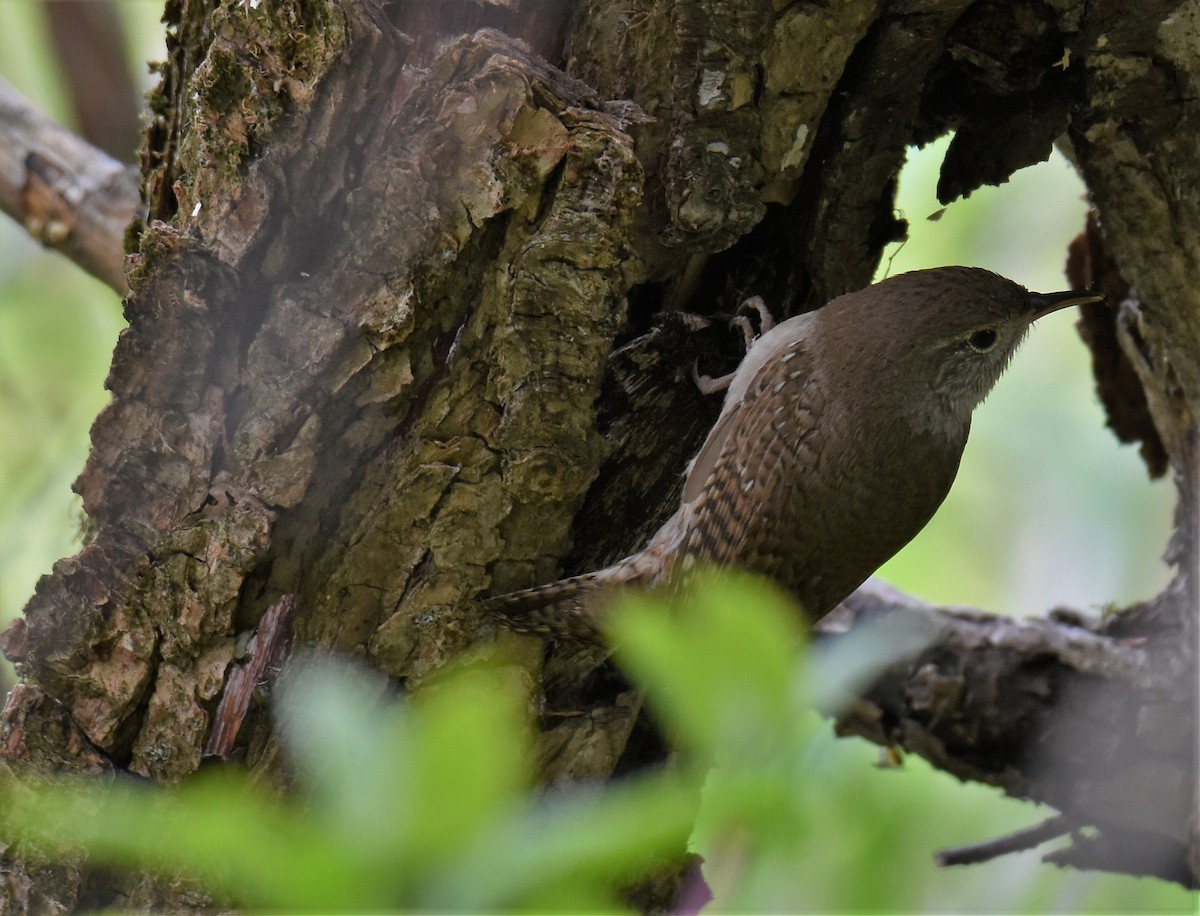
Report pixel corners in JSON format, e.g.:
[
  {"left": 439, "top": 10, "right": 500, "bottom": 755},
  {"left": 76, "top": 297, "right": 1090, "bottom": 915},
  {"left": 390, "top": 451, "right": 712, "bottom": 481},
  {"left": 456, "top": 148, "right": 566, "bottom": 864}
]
[
  {"left": 694, "top": 295, "right": 776, "bottom": 396},
  {"left": 732, "top": 295, "right": 775, "bottom": 348}
]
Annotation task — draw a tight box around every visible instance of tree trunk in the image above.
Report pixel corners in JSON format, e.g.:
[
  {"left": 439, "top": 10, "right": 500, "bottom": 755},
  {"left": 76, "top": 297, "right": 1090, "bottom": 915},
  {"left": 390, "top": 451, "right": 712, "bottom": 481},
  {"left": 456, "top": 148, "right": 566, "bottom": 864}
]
[{"left": 1, "top": 0, "right": 1195, "bottom": 910}]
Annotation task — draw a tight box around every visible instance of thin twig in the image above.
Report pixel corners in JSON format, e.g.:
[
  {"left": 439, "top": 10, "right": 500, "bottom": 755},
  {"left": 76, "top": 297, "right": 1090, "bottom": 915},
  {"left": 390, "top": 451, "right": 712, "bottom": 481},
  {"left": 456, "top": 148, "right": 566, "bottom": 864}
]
[{"left": 935, "top": 815, "right": 1073, "bottom": 867}]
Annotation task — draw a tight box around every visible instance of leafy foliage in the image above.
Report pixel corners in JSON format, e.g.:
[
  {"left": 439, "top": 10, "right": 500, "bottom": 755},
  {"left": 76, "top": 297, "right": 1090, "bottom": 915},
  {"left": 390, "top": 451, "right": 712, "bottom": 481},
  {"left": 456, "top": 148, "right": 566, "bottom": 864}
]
[
  {"left": 0, "top": 653, "right": 690, "bottom": 911},
  {"left": 0, "top": 576, "right": 1193, "bottom": 913}
]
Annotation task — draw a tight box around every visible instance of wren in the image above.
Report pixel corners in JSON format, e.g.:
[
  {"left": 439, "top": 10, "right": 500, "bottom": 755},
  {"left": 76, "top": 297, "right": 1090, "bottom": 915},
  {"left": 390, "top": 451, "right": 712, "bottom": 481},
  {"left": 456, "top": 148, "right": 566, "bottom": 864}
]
[{"left": 487, "top": 267, "right": 1104, "bottom": 641}]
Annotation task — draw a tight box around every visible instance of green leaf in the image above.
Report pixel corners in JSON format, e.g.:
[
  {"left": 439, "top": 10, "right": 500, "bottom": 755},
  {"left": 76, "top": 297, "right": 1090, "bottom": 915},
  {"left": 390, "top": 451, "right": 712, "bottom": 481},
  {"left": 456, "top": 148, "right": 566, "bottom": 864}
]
[
  {"left": 0, "top": 767, "right": 371, "bottom": 910},
  {"left": 608, "top": 571, "right": 803, "bottom": 758},
  {"left": 425, "top": 771, "right": 697, "bottom": 911}
]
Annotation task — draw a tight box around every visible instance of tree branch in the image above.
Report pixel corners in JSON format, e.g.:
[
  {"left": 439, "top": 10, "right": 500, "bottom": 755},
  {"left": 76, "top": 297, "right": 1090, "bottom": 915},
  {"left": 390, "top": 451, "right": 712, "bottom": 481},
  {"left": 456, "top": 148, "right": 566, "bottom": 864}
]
[
  {"left": 818, "top": 579, "right": 1197, "bottom": 887},
  {"left": 0, "top": 76, "right": 139, "bottom": 294}
]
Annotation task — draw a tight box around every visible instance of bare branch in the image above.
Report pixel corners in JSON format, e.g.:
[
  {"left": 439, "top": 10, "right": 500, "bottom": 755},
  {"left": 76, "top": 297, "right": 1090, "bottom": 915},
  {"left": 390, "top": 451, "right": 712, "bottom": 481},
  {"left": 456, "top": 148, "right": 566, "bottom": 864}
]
[
  {"left": 40, "top": 0, "right": 141, "bottom": 160},
  {"left": 0, "top": 76, "right": 139, "bottom": 294},
  {"left": 936, "top": 815, "right": 1073, "bottom": 867},
  {"left": 819, "top": 579, "right": 1196, "bottom": 887}
]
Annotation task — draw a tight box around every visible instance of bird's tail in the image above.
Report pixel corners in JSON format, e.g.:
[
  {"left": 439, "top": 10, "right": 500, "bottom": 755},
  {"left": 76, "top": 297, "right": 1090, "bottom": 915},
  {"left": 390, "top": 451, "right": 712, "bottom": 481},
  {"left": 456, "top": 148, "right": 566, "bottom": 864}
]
[
  {"left": 483, "top": 571, "right": 612, "bottom": 644},
  {"left": 488, "top": 513, "right": 684, "bottom": 643},
  {"left": 484, "top": 557, "right": 653, "bottom": 645}
]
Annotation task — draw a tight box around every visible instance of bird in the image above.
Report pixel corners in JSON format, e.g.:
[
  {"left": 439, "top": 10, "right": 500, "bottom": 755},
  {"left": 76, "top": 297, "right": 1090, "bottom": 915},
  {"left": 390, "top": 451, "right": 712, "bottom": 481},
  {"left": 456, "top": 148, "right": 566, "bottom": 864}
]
[{"left": 486, "top": 267, "right": 1104, "bottom": 643}]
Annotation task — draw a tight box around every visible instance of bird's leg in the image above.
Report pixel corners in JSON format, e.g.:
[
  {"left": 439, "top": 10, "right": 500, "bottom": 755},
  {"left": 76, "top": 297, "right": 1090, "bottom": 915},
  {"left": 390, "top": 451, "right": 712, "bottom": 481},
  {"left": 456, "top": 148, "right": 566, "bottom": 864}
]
[
  {"left": 693, "top": 295, "right": 775, "bottom": 395},
  {"left": 692, "top": 360, "right": 733, "bottom": 395}
]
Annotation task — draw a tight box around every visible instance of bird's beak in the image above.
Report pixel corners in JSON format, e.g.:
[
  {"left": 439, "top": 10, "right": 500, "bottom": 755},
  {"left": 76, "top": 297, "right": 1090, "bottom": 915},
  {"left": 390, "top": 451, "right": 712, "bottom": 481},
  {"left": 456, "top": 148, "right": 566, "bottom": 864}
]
[{"left": 1027, "top": 289, "right": 1105, "bottom": 320}]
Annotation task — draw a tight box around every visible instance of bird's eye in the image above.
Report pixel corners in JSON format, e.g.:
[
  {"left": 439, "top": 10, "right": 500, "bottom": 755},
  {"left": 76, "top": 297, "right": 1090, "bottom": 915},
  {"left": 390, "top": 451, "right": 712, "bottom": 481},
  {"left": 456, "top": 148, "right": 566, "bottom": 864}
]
[{"left": 967, "top": 328, "right": 998, "bottom": 351}]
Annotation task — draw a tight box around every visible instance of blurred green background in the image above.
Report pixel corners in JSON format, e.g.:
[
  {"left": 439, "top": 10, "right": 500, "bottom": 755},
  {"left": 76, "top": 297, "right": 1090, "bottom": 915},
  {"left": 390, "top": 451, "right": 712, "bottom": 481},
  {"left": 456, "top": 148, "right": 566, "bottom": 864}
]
[
  {"left": 875, "top": 142, "right": 1174, "bottom": 616},
  {"left": 0, "top": 5, "right": 1186, "bottom": 913},
  {"left": 0, "top": 1, "right": 159, "bottom": 664}
]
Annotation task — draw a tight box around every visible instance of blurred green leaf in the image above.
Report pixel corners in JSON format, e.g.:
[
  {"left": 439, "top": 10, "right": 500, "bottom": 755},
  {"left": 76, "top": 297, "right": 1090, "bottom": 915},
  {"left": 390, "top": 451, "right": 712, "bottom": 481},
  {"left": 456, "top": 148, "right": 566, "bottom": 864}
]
[
  {"left": 609, "top": 572, "right": 802, "bottom": 758},
  {"left": 427, "top": 774, "right": 696, "bottom": 911},
  {"left": 0, "top": 767, "right": 368, "bottom": 910},
  {"left": 272, "top": 654, "right": 540, "bottom": 903},
  {"left": 404, "top": 663, "right": 530, "bottom": 861},
  {"left": 606, "top": 578, "right": 1195, "bottom": 913},
  {"left": 0, "top": 652, "right": 696, "bottom": 913},
  {"left": 0, "top": 580, "right": 1194, "bottom": 913}
]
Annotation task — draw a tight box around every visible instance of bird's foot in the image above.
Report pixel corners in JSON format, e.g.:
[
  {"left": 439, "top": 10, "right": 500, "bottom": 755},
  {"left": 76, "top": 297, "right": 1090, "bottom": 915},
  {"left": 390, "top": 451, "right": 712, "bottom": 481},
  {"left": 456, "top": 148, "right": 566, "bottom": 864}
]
[
  {"left": 693, "top": 295, "right": 776, "bottom": 395},
  {"left": 732, "top": 295, "right": 775, "bottom": 347},
  {"left": 692, "top": 358, "right": 732, "bottom": 395}
]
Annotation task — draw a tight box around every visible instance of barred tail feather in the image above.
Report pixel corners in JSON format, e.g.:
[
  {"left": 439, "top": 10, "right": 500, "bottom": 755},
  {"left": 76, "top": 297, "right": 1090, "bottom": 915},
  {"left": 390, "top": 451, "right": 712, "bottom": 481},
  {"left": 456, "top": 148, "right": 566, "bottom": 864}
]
[
  {"left": 484, "top": 572, "right": 609, "bottom": 643},
  {"left": 486, "top": 514, "right": 683, "bottom": 644},
  {"left": 484, "top": 554, "right": 657, "bottom": 643}
]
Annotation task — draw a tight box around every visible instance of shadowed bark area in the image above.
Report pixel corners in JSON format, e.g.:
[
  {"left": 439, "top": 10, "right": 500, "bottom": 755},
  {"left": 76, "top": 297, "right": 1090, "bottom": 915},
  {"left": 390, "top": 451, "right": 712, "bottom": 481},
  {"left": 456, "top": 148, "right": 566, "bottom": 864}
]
[{"left": 0, "top": 0, "right": 1195, "bottom": 910}]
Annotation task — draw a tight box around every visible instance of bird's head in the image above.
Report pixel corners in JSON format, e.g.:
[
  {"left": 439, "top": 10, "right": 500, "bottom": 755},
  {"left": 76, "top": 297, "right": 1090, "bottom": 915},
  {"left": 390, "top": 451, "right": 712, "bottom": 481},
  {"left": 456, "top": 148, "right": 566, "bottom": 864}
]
[{"left": 820, "top": 266, "right": 1104, "bottom": 437}]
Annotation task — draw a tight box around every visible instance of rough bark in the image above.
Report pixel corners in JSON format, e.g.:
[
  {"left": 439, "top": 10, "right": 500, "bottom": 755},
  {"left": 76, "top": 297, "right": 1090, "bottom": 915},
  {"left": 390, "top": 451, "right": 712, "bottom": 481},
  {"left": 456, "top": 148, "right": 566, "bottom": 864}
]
[{"left": 1, "top": 0, "right": 1196, "bottom": 910}]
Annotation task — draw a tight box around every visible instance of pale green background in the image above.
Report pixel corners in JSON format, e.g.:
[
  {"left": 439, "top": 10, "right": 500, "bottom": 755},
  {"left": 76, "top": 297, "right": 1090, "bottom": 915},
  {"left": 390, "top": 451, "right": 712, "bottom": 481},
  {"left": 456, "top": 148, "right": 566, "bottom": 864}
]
[
  {"left": 875, "top": 139, "right": 1174, "bottom": 616},
  {"left": 0, "top": 5, "right": 1188, "bottom": 913}
]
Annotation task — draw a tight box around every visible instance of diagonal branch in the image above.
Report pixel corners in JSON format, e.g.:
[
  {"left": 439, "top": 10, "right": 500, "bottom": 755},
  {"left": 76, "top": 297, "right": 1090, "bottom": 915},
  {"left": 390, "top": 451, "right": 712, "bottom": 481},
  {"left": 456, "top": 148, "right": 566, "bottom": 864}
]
[{"left": 0, "top": 76, "right": 139, "bottom": 294}]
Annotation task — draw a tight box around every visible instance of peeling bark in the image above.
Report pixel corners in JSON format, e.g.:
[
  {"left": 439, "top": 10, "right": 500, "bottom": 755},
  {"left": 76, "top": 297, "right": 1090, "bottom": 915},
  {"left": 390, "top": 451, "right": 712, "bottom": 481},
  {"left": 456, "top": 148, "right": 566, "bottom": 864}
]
[{"left": 1, "top": 0, "right": 1196, "bottom": 909}]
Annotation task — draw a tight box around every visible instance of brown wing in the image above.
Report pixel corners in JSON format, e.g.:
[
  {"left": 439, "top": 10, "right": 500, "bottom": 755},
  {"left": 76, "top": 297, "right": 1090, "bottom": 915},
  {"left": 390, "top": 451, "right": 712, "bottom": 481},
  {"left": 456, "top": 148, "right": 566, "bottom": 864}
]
[{"left": 677, "top": 334, "right": 821, "bottom": 582}]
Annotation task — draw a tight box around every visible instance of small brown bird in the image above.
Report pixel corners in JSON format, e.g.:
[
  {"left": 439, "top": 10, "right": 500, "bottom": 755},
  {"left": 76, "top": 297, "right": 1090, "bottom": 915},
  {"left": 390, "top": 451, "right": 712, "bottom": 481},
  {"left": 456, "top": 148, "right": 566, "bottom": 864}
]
[{"left": 488, "top": 267, "right": 1103, "bottom": 641}]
